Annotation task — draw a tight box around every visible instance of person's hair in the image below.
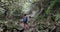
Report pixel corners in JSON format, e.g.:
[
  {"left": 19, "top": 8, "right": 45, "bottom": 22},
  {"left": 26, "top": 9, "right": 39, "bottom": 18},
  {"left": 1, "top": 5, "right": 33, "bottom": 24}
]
[{"left": 24, "top": 14, "right": 26, "bottom": 16}]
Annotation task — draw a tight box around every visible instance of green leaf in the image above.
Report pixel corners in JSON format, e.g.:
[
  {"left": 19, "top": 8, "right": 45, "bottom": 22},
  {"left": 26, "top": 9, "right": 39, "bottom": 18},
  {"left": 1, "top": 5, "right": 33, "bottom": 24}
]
[{"left": 55, "top": 14, "right": 60, "bottom": 21}]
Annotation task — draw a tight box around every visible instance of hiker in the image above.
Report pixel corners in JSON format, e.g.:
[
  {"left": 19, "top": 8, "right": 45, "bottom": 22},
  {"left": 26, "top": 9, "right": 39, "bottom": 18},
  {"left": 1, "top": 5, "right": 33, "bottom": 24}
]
[{"left": 23, "top": 14, "right": 29, "bottom": 30}]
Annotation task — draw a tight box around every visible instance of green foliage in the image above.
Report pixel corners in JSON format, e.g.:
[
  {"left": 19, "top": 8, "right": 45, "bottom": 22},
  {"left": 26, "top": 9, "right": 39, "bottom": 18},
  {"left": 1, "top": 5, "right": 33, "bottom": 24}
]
[
  {"left": 0, "top": 0, "right": 60, "bottom": 32},
  {"left": 45, "top": 0, "right": 57, "bottom": 15},
  {"left": 0, "top": 11, "right": 2, "bottom": 16},
  {"left": 38, "top": 24, "right": 48, "bottom": 31},
  {"left": 0, "top": 8, "right": 5, "bottom": 16},
  {"left": 39, "top": 15, "right": 46, "bottom": 20},
  {"left": 55, "top": 14, "right": 60, "bottom": 21},
  {"left": 57, "top": 0, "right": 60, "bottom": 3},
  {"left": 13, "top": 10, "right": 21, "bottom": 16},
  {"left": 0, "top": 20, "right": 5, "bottom": 23},
  {"left": 57, "top": 27, "right": 60, "bottom": 32}
]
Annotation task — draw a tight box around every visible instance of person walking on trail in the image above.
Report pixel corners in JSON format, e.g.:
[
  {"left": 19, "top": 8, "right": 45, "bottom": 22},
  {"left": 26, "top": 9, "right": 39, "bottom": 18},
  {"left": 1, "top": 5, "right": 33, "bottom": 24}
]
[{"left": 23, "top": 14, "right": 29, "bottom": 30}]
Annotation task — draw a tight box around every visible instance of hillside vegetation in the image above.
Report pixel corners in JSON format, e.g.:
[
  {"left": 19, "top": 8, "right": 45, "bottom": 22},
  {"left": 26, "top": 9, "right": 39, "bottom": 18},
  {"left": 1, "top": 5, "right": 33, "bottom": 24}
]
[{"left": 0, "top": 0, "right": 60, "bottom": 32}]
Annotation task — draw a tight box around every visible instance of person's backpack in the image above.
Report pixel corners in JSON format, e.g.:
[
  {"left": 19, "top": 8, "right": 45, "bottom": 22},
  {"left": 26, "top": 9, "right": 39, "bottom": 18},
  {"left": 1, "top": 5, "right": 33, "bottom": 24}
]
[{"left": 23, "top": 16, "right": 28, "bottom": 22}]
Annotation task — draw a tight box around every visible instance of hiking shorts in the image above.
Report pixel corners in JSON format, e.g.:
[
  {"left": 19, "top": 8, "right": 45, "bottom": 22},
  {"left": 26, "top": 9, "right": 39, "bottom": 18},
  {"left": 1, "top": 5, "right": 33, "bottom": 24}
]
[{"left": 23, "top": 21, "right": 27, "bottom": 24}]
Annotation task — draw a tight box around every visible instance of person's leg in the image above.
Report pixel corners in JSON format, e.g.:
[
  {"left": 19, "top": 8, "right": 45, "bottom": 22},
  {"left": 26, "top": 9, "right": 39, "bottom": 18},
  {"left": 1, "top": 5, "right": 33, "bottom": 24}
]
[
  {"left": 24, "top": 29, "right": 26, "bottom": 32},
  {"left": 24, "top": 23, "right": 27, "bottom": 30},
  {"left": 24, "top": 23, "right": 29, "bottom": 30},
  {"left": 23, "top": 22, "right": 25, "bottom": 29}
]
